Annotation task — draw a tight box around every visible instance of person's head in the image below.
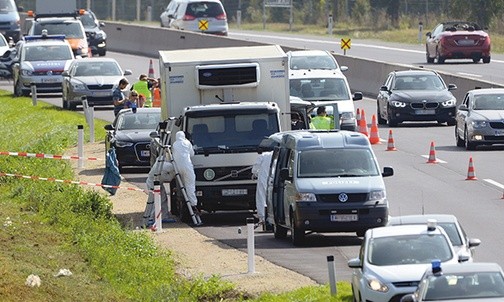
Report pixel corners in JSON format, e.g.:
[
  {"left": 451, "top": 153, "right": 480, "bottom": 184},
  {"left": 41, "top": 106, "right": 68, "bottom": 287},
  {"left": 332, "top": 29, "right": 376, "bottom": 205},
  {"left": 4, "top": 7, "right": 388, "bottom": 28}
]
[
  {"left": 130, "top": 90, "right": 139, "bottom": 100},
  {"left": 317, "top": 106, "right": 326, "bottom": 116},
  {"left": 139, "top": 74, "right": 148, "bottom": 81},
  {"left": 119, "top": 78, "right": 129, "bottom": 89}
]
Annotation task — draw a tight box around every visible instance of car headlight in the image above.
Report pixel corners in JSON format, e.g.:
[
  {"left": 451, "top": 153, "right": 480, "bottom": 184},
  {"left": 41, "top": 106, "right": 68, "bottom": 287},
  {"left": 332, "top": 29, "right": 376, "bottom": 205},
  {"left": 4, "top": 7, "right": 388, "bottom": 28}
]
[
  {"left": 368, "top": 190, "right": 386, "bottom": 202},
  {"left": 441, "top": 98, "right": 456, "bottom": 107},
  {"left": 366, "top": 276, "right": 389, "bottom": 292},
  {"left": 391, "top": 100, "right": 406, "bottom": 108},
  {"left": 71, "top": 82, "right": 86, "bottom": 90},
  {"left": 115, "top": 141, "right": 134, "bottom": 148},
  {"left": 340, "top": 111, "right": 354, "bottom": 121},
  {"left": 295, "top": 192, "right": 316, "bottom": 202},
  {"left": 21, "top": 69, "right": 33, "bottom": 76},
  {"left": 471, "top": 120, "right": 487, "bottom": 128}
]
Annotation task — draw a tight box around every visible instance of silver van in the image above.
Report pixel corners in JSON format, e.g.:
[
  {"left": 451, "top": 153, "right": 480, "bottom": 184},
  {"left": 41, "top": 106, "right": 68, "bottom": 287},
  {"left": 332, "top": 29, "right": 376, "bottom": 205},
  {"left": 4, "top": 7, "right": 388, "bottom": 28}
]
[
  {"left": 266, "top": 130, "right": 393, "bottom": 246},
  {"left": 168, "top": 0, "right": 228, "bottom": 36},
  {"left": 0, "top": 0, "right": 22, "bottom": 42}
]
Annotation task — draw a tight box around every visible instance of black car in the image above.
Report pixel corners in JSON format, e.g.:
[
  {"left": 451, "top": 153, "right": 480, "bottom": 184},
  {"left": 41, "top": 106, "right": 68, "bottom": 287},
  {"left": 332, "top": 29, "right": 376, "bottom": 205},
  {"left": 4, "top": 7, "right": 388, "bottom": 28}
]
[
  {"left": 376, "top": 70, "right": 457, "bottom": 127},
  {"left": 105, "top": 108, "right": 161, "bottom": 172},
  {"left": 80, "top": 10, "right": 106, "bottom": 56}
]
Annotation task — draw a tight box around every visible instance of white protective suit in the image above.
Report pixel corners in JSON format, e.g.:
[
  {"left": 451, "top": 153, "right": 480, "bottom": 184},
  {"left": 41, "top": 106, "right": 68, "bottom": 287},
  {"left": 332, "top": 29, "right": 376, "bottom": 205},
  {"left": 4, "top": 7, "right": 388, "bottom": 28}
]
[
  {"left": 172, "top": 131, "right": 198, "bottom": 207},
  {"left": 144, "top": 159, "right": 175, "bottom": 225},
  {"left": 252, "top": 151, "right": 273, "bottom": 222}
]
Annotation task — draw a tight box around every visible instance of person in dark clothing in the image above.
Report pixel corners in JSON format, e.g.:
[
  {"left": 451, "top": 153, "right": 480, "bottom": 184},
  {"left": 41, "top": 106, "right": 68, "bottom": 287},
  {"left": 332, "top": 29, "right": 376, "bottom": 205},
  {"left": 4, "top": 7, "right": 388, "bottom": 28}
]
[{"left": 113, "top": 78, "right": 129, "bottom": 116}]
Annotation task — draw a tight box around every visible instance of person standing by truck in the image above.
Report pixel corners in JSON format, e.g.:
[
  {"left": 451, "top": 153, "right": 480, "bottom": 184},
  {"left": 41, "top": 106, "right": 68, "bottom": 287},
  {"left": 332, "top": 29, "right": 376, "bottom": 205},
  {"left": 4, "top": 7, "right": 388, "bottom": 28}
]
[
  {"left": 131, "top": 74, "right": 157, "bottom": 108},
  {"left": 311, "top": 106, "right": 334, "bottom": 129},
  {"left": 172, "top": 131, "right": 198, "bottom": 208},
  {"left": 252, "top": 151, "right": 273, "bottom": 225},
  {"left": 113, "top": 78, "right": 129, "bottom": 116}
]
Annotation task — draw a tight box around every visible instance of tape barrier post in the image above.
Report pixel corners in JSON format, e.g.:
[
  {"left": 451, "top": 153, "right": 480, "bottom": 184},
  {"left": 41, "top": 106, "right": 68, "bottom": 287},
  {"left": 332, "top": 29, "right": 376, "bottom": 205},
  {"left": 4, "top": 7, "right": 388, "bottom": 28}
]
[
  {"left": 81, "top": 96, "right": 94, "bottom": 143},
  {"left": 30, "top": 83, "right": 37, "bottom": 106},
  {"left": 327, "top": 255, "right": 337, "bottom": 295},
  {"left": 77, "top": 125, "right": 84, "bottom": 169},
  {"left": 154, "top": 180, "right": 162, "bottom": 233},
  {"left": 246, "top": 217, "right": 255, "bottom": 274}
]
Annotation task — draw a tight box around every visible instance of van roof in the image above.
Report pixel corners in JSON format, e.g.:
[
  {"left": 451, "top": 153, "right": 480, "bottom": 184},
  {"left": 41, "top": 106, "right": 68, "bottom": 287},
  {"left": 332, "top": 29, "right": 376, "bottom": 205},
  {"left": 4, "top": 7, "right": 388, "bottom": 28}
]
[{"left": 279, "top": 130, "right": 370, "bottom": 150}]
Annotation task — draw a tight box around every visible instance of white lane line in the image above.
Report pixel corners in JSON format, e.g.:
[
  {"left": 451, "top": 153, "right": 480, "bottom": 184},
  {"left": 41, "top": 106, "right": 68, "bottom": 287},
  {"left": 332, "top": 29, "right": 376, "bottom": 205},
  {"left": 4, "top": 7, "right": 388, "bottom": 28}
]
[
  {"left": 483, "top": 179, "right": 504, "bottom": 189},
  {"left": 457, "top": 72, "right": 483, "bottom": 78},
  {"left": 420, "top": 155, "right": 447, "bottom": 163}
]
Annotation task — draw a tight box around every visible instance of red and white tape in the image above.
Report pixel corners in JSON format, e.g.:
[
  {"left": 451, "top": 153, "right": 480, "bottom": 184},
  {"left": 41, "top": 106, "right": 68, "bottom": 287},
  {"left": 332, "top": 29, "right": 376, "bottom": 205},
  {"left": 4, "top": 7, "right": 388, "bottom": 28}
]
[
  {"left": 0, "top": 151, "right": 102, "bottom": 161},
  {"left": 0, "top": 172, "right": 147, "bottom": 194}
]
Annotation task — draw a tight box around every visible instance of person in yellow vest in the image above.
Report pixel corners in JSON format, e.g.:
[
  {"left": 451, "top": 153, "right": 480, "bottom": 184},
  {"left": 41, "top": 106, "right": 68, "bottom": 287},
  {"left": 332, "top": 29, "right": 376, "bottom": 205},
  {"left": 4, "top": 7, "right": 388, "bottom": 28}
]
[
  {"left": 311, "top": 106, "right": 334, "bottom": 130},
  {"left": 131, "top": 74, "right": 157, "bottom": 107}
]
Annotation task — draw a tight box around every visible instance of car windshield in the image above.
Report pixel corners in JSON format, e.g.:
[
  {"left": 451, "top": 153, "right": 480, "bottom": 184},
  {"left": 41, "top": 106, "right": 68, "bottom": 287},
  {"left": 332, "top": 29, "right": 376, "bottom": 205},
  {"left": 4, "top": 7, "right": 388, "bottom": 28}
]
[
  {"left": 117, "top": 113, "right": 161, "bottom": 130},
  {"left": 298, "top": 148, "right": 379, "bottom": 178},
  {"left": 473, "top": 94, "right": 504, "bottom": 110},
  {"left": 23, "top": 45, "right": 73, "bottom": 61},
  {"left": 393, "top": 75, "right": 446, "bottom": 91},
  {"left": 290, "top": 55, "right": 338, "bottom": 70},
  {"left": 74, "top": 61, "right": 122, "bottom": 76},
  {"left": 0, "top": 0, "right": 15, "bottom": 12},
  {"left": 424, "top": 272, "right": 504, "bottom": 300},
  {"left": 33, "top": 22, "right": 85, "bottom": 39},
  {"left": 290, "top": 78, "right": 350, "bottom": 100},
  {"left": 79, "top": 14, "right": 97, "bottom": 28},
  {"left": 368, "top": 234, "right": 453, "bottom": 265}
]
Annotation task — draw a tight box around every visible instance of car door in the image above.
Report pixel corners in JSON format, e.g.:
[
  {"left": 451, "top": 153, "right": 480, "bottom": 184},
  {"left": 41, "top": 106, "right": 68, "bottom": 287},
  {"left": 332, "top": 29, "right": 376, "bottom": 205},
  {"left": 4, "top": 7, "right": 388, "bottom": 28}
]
[
  {"left": 426, "top": 23, "right": 443, "bottom": 57},
  {"left": 377, "top": 73, "right": 393, "bottom": 118},
  {"left": 456, "top": 93, "right": 471, "bottom": 138}
]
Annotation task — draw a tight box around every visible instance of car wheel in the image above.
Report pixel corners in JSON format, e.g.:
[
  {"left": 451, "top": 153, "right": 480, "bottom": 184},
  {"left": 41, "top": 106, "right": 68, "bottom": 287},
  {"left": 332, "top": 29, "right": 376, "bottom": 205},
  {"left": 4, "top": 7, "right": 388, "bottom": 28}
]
[
  {"left": 377, "top": 105, "right": 386, "bottom": 125},
  {"left": 68, "top": 101, "right": 77, "bottom": 110},
  {"left": 426, "top": 52, "right": 434, "bottom": 63},
  {"left": 290, "top": 214, "right": 305, "bottom": 246},
  {"left": 388, "top": 116, "right": 398, "bottom": 127},
  {"left": 472, "top": 57, "right": 481, "bottom": 63},
  {"left": 464, "top": 128, "right": 477, "bottom": 150},
  {"left": 273, "top": 223, "right": 288, "bottom": 239},
  {"left": 99, "top": 49, "right": 106, "bottom": 57},
  {"left": 436, "top": 49, "right": 445, "bottom": 64},
  {"left": 446, "top": 118, "right": 456, "bottom": 126},
  {"left": 456, "top": 125, "right": 465, "bottom": 147},
  {"left": 351, "top": 286, "right": 362, "bottom": 302},
  {"left": 14, "top": 80, "right": 27, "bottom": 97},
  {"left": 483, "top": 56, "right": 491, "bottom": 64}
]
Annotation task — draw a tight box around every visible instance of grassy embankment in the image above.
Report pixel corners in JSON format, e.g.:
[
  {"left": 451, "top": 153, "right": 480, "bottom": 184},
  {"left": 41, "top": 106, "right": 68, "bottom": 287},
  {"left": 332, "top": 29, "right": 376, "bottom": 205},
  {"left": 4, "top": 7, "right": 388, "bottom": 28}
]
[{"left": 0, "top": 91, "right": 353, "bottom": 301}]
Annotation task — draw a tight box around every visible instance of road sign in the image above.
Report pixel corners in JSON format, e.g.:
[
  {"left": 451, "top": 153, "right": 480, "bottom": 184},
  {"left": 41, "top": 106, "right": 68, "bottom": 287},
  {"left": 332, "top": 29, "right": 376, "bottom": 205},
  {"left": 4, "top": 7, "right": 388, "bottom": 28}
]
[
  {"left": 198, "top": 19, "right": 209, "bottom": 31},
  {"left": 341, "top": 38, "right": 351, "bottom": 50},
  {"left": 265, "top": 0, "right": 291, "bottom": 7}
]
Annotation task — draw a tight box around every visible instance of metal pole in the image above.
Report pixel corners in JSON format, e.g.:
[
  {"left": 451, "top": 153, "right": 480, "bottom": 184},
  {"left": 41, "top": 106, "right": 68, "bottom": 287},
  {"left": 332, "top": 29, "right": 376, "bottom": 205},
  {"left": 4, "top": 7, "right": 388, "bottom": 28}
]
[
  {"left": 246, "top": 217, "right": 255, "bottom": 273},
  {"left": 237, "top": 0, "right": 241, "bottom": 28},
  {"left": 327, "top": 255, "right": 337, "bottom": 295},
  {"left": 147, "top": 6, "right": 152, "bottom": 22},
  {"left": 328, "top": 14, "right": 333, "bottom": 35},
  {"left": 136, "top": 0, "right": 141, "bottom": 21},
  {"left": 289, "top": 0, "right": 293, "bottom": 31},
  {"left": 154, "top": 180, "right": 162, "bottom": 233},
  {"left": 77, "top": 125, "right": 84, "bottom": 169},
  {"left": 112, "top": 0, "right": 116, "bottom": 21},
  {"left": 30, "top": 83, "right": 37, "bottom": 106},
  {"left": 262, "top": 0, "right": 266, "bottom": 30}
]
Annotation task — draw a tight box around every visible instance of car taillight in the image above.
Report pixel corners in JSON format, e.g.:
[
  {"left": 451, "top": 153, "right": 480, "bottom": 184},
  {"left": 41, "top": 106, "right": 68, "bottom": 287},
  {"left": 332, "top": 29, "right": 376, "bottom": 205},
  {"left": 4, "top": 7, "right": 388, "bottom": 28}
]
[
  {"left": 215, "top": 13, "right": 226, "bottom": 20},
  {"left": 183, "top": 14, "right": 196, "bottom": 21}
]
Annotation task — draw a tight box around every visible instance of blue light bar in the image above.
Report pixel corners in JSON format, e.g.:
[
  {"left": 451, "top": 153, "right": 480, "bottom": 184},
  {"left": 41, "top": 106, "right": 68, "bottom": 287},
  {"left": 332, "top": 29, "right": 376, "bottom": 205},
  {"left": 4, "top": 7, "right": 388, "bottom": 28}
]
[{"left": 431, "top": 259, "right": 442, "bottom": 275}]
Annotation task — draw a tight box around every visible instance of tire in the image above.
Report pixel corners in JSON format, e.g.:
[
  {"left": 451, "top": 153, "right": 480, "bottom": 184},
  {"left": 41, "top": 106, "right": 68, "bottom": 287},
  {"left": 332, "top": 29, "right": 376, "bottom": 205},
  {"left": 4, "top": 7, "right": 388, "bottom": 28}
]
[
  {"left": 464, "top": 128, "right": 477, "bottom": 151},
  {"left": 436, "top": 49, "right": 445, "bottom": 64},
  {"left": 483, "top": 56, "right": 491, "bottom": 64},
  {"left": 68, "top": 101, "right": 77, "bottom": 110},
  {"left": 14, "top": 80, "right": 28, "bottom": 97},
  {"left": 388, "top": 116, "right": 398, "bottom": 127},
  {"left": 290, "top": 214, "right": 305, "bottom": 246},
  {"left": 456, "top": 125, "right": 465, "bottom": 147},
  {"left": 426, "top": 53, "right": 434, "bottom": 63},
  {"left": 273, "top": 223, "right": 288, "bottom": 239},
  {"left": 98, "top": 49, "right": 106, "bottom": 57},
  {"left": 446, "top": 118, "right": 456, "bottom": 126},
  {"left": 377, "top": 105, "right": 386, "bottom": 125},
  {"left": 472, "top": 57, "right": 481, "bottom": 63}
]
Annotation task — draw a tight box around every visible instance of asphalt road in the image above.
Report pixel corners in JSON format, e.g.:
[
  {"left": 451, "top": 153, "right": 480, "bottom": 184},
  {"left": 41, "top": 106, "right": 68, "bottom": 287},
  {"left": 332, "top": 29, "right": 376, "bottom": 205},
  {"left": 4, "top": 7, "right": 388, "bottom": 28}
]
[{"left": 3, "top": 33, "right": 504, "bottom": 285}]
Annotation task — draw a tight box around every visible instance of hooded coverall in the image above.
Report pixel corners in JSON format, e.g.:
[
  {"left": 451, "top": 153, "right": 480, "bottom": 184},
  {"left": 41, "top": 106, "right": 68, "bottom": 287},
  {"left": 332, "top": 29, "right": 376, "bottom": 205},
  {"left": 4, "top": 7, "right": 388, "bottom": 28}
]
[{"left": 172, "top": 131, "right": 198, "bottom": 207}]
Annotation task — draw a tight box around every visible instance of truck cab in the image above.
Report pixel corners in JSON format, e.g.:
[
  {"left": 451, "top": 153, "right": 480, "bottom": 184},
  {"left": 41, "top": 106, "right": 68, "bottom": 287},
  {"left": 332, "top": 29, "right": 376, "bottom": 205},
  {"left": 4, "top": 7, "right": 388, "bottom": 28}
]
[{"left": 266, "top": 130, "right": 394, "bottom": 246}]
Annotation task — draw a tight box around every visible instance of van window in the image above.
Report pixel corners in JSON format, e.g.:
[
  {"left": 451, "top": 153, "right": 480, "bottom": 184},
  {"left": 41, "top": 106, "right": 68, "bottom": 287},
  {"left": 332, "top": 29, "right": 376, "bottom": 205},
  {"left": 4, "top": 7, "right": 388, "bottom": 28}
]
[
  {"left": 0, "top": 0, "right": 16, "bottom": 12},
  {"left": 298, "top": 148, "right": 379, "bottom": 178},
  {"left": 186, "top": 2, "right": 224, "bottom": 18},
  {"left": 290, "top": 78, "right": 350, "bottom": 100}
]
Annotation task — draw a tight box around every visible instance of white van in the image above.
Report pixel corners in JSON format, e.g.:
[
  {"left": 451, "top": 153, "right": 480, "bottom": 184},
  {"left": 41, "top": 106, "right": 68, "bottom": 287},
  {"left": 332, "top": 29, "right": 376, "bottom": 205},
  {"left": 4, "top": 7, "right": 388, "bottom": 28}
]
[
  {"left": 168, "top": 0, "right": 228, "bottom": 36},
  {"left": 265, "top": 130, "right": 393, "bottom": 246},
  {"left": 289, "top": 68, "right": 362, "bottom": 131}
]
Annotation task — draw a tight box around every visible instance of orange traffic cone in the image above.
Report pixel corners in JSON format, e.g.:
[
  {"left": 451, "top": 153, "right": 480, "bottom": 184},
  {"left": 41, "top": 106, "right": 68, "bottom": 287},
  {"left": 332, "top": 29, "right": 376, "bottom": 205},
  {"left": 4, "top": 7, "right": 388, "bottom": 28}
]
[
  {"left": 359, "top": 109, "right": 369, "bottom": 137},
  {"left": 152, "top": 87, "right": 161, "bottom": 107},
  {"left": 148, "top": 59, "right": 155, "bottom": 78},
  {"left": 356, "top": 108, "right": 361, "bottom": 127},
  {"left": 426, "top": 141, "right": 438, "bottom": 163},
  {"left": 386, "top": 130, "right": 397, "bottom": 151},
  {"left": 369, "top": 114, "right": 381, "bottom": 144},
  {"left": 465, "top": 157, "right": 477, "bottom": 180}
]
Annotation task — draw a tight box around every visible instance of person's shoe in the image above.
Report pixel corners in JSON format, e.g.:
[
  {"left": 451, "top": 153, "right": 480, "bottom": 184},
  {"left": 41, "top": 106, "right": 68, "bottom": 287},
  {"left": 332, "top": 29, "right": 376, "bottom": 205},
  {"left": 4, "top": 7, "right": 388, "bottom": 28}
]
[{"left": 162, "top": 218, "right": 176, "bottom": 223}]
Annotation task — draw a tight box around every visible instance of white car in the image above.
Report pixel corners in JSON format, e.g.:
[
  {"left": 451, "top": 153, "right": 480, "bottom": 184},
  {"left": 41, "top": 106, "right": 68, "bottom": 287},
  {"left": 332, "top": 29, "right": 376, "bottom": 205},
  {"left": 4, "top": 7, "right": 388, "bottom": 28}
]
[
  {"left": 387, "top": 214, "right": 481, "bottom": 262},
  {"left": 160, "top": 0, "right": 178, "bottom": 27},
  {"left": 348, "top": 221, "right": 469, "bottom": 302}
]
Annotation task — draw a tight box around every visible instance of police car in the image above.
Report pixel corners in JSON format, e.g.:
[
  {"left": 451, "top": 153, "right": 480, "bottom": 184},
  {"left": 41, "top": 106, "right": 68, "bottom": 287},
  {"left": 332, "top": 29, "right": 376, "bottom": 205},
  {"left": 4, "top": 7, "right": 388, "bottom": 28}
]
[
  {"left": 348, "top": 220, "right": 470, "bottom": 302},
  {"left": 12, "top": 32, "right": 74, "bottom": 97}
]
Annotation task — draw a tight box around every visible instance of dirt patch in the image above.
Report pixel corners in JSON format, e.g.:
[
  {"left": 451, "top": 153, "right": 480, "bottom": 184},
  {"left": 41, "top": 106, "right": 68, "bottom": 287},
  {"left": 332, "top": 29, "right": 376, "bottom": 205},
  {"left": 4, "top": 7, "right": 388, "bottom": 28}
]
[{"left": 67, "top": 141, "right": 318, "bottom": 297}]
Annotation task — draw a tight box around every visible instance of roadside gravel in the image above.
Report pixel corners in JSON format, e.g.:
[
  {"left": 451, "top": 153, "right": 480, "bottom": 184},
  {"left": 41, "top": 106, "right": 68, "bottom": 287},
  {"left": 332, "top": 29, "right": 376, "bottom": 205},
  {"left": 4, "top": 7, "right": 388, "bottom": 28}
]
[{"left": 67, "top": 141, "right": 318, "bottom": 297}]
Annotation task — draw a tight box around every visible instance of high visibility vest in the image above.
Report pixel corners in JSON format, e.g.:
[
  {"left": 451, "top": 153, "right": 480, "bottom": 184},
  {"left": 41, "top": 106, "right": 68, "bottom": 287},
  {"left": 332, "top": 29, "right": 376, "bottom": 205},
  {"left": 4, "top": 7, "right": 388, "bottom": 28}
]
[
  {"left": 311, "top": 116, "right": 333, "bottom": 130},
  {"left": 132, "top": 80, "right": 152, "bottom": 107},
  {"left": 152, "top": 87, "right": 161, "bottom": 107}
]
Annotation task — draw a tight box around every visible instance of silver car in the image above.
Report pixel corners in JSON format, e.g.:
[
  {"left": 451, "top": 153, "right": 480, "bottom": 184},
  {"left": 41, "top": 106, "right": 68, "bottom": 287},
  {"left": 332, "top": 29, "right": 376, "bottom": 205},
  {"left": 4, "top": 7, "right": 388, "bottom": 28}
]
[
  {"left": 169, "top": 0, "right": 228, "bottom": 36},
  {"left": 455, "top": 88, "right": 504, "bottom": 150},
  {"left": 61, "top": 57, "right": 131, "bottom": 110}
]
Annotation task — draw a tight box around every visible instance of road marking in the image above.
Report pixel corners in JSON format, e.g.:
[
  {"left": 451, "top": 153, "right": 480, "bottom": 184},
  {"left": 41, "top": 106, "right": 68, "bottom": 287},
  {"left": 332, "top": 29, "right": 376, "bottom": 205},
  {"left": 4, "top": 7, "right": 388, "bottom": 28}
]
[
  {"left": 420, "top": 155, "right": 447, "bottom": 163},
  {"left": 483, "top": 179, "right": 504, "bottom": 189},
  {"left": 457, "top": 72, "right": 483, "bottom": 78}
]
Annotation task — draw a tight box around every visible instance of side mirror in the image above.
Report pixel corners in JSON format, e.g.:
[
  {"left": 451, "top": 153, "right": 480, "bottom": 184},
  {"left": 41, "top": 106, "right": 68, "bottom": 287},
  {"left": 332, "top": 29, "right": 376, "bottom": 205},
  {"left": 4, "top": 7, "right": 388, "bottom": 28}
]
[
  {"left": 168, "top": 14, "right": 174, "bottom": 18},
  {"left": 104, "top": 124, "right": 114, "bottom": 131},
  {"left": 347, "top": 258, "right": 362, "bottom": 268},
  {"left": 17, "top": 6, "right": 24, "bottom": 12},
  {"left": 62, "top": 70, "right": 69, "bottom": 77},
  {"left": 123, "top": 69, "right": 133, "bottom": 76},
  {"left": 426, "top": 31, "right": 432, "bottom": 37},
  {"left": 279, "top": 168, "right": 291, "bottom": 181},
  {"left": 382, "top": 166, "right": 394, "bottom": 177},
  {"left": 458, "top": 104, "right": 468, "bottom": 111},
  {"left": 353, "top": 92, "right": 363, "bottom": 101},
  {"left": 458, "top": 254, "right": 470, "bottom": 262},
  {"left": 340, "top": 66, "right": 348, "bottom": 72},
  {"left": 99, "top": 22, "right": 105, "bottom": 27},
  {"left": 448, "top": 83, "right": 457, "bottom": 90},
  {"left": 380, "top": 85, "right": 389, "bottom": 92},
  {"left": 400, "top": 294, "right": 416, "bottom": 302},
  {"left": 468, "top": 238, "right": 481, "bottom": 248}
]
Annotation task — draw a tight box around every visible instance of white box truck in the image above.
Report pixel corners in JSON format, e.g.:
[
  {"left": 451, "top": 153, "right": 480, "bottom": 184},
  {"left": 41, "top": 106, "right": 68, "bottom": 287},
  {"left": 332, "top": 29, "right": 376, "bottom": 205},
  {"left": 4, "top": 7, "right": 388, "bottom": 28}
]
[{"left": 158, "top": 45, "right": 290, "bottom": 221}]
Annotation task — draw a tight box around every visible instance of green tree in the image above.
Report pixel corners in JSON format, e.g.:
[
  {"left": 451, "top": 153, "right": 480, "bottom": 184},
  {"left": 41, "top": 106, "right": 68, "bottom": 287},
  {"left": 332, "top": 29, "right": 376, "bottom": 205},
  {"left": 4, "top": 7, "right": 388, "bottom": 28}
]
[{"left": 449, "top": 0, "right": 504, "bottom": 28}]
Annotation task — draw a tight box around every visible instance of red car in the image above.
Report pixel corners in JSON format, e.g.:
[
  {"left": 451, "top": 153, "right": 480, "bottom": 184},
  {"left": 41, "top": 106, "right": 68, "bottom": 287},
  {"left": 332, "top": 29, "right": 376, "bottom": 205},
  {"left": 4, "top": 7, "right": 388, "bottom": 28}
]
[{"left": 426, "top": 21, "right": 491, "bottom": 64}]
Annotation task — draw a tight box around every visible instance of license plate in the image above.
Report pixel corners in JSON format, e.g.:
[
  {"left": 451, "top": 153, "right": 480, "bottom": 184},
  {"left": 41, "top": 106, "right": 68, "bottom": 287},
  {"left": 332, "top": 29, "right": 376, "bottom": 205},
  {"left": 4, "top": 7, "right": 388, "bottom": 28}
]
[
  {"left": 331, "top": 214, "right": 358, "bottom": 222},
  {"left": 415, "top": 109, "right": 435, "bottom": 115},
  {"left": 140, "top": 150, "right": 150, "bottom": 157},
  {"left": 457, "top": 39, "right": 475, "bottom": 46},
  {"left": 41, "top": 78, "right": 57, "bottom": 83},
  {"left": 222, "top": 189, "right": 248, "bottom": 196},
  {"left": 93, "top": 91, "right": 110, "bottom": 97}
]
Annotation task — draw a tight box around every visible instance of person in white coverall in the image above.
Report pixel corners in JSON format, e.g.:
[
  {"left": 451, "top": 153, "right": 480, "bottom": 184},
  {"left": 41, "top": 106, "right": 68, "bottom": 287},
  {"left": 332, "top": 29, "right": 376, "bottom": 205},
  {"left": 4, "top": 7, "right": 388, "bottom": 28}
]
[
  {"left": 252, "top": 151, "right": 273, "bottom": 224},
  {"left": 172, "top": 131, "right": 198, "bottom": 207},
  {"left": 144, "top": 159, "right": 175, "bottom": 226}
]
